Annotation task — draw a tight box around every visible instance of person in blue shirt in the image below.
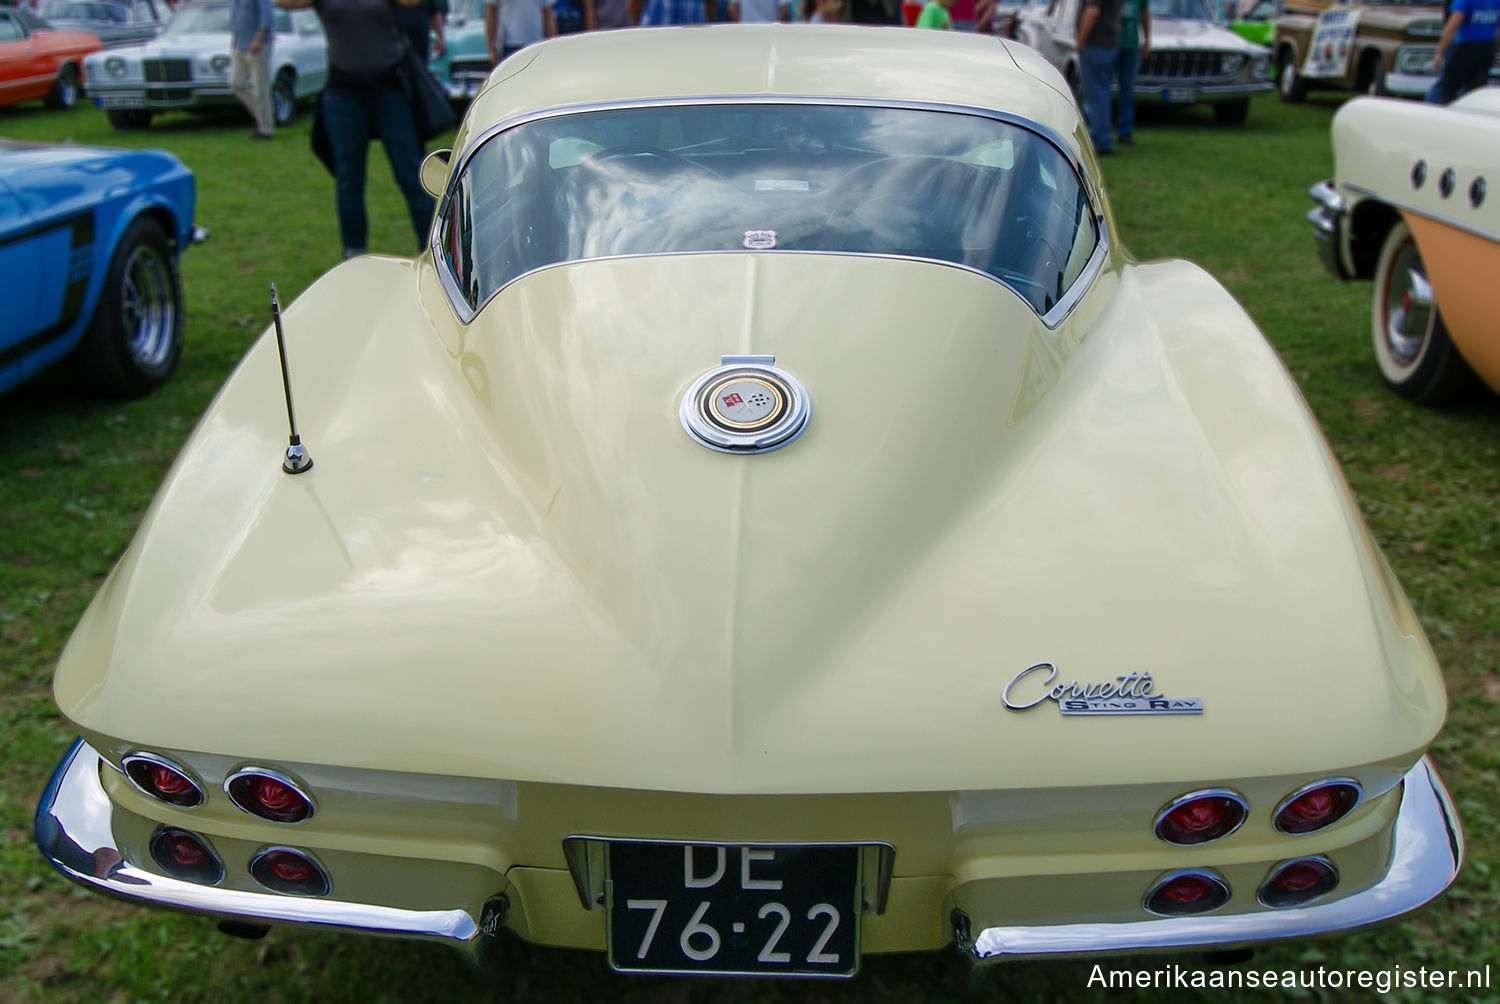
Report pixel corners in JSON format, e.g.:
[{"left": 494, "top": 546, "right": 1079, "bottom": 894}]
[
  {"left": 230, "top": 0, "right": 276, "bottom": 139},
  {"left": 1428, "top": 0, "right": 1500, "bottom": 103}
]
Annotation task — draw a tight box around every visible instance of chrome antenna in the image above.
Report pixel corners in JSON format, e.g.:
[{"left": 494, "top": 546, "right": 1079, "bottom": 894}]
[{"left": 270, "top": 283, "right": 313, "bottom": 475}]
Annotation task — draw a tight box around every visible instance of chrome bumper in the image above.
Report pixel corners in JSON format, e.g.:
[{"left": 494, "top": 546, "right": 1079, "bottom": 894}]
[
  {"left": 961, "top": 757, "right": 1462, "bottom": 963},
  {"left": 1307, "top": 179, "right": 1350, "bottom": 280},
  {"left": 35, "top": 739, "right": 484, "bottom": 948}
]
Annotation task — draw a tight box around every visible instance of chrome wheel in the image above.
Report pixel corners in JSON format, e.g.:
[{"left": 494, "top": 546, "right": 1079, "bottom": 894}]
[
  {"left": 1377, "top": 232, "right": 1433, "bottom": 375},
  {"left": 1369, "top": 220, "right": 1476, "bottom": 404},
  {"left": 120, "top": 243, "right": 177, "bottom": 369},
  {"left": 273, "top": 75, "right": 296, "bottom": 125}
]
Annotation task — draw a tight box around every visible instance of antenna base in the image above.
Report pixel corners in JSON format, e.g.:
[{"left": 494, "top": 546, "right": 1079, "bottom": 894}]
[{"left": 283, "top": 443, "right": 314, "bottom": 475}]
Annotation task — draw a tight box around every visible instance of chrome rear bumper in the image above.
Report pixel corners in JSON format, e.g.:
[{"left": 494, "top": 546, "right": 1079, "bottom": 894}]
[
  {"left": 1308, "top": 179, "right": 1351, "bottom": 280},
  {"left": 35, "top": 739, "right": 487, "bottom": 949},
  {"left": 959, "top": 757, "right": 1462, "bottom": 963}
]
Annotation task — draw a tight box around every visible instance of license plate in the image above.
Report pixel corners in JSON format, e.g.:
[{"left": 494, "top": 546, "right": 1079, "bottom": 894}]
[
  {"left": 99, "top": 93, "right": 146, "bottom": 109},
  {"left": 607, "top": 842, "right": 860, "bottom": 977},
  {"left": 1163, "top": 88, "right": 1198, "bottom": 103}
]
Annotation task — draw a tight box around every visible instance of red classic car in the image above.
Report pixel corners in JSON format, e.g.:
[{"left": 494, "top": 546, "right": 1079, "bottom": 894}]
[{"left": 0, "top": 7, "right": 100, "bottom": 110}]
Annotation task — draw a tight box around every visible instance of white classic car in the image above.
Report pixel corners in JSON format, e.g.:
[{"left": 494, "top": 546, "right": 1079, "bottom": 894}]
[
  {"left": 1018, "top": 0, "right": 1272, "bottom": 123},
  {"left": 82, "top": 0, "right": 326, "bottom": 130},
  {"left": 1310, "top": 90, "right": 1500, "bottom": 403},
  {"left": 37, "top": 25, "right": 1459, "bottom": 981}
]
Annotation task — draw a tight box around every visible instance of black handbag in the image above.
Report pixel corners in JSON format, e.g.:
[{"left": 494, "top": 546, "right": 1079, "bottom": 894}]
[{"left": 397, "top": 40, "right": 457, "bottom": 142}]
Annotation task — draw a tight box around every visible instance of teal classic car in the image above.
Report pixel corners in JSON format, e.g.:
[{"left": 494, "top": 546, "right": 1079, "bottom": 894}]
[{"left": 428, "top": 0, "right": 491, "bottom": 101}]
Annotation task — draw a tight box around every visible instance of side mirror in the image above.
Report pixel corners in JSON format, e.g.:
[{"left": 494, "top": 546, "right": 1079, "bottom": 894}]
[{"left": 420, "top": 148, "right": 451, "bottom": 198}]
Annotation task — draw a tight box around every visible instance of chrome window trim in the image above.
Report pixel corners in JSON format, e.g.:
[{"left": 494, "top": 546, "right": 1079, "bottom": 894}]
[
  {"left": 121, "top": 750, "right": 207, "bottom": 808},
  {"left": 148, "top": 825, "right": 225, "bottom": 886},
  {"left": 1272, "top": 776, "right": 1364, "bottom": 835},
  {"left": 224, "top": 765, "right": 318, "bottom": 823},
  {"left": 1141, "top": 868, "right": 1231, "bottom": 917},
  {"left": 1152, "top": 787, "right": 1250, "bottom": 845},
  {"left": 429, "top": 95, "right": 1107, "bottom": 330},
  {"left": 248, "top": 844, "right": 334, "bottom": 897},
  {"left": 1256, "top": 855, "right": 1340, "bottom": 909},
  {"left": 1343, "top": 183, "right": 1500, "bottom": 245}
]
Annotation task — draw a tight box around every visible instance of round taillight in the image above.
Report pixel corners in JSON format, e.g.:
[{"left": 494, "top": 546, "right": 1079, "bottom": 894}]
[
  {"left": 149, "top": 828, "right": 224, "bottom": 885},
  {"left": 1258, "top": 857, "right": 1340, "bottom": 908},
  {"left": 123, "top": 753, "right": 205, "bottom": 808},
  {"left": 1274, "top": 779, "right": 1362, "bottom": 835},
  {"left": 1143, "top": 870, "right": 1231, "bottom": 916},
  {"left": 225, "top": 768, "right": 315, "bottom": 823},
  {"left": 1154, "top": 789, "right": 1249, "bottom": 845},
  {"left": 249, "top": 847, "right": 331, "bottom": 896}
]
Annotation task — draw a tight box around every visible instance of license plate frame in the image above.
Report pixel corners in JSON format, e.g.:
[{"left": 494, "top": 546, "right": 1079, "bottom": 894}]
[
  {"left": 98, "top": 92, "right": 146, "bottom": 109},
  {"left": 605, "top": 841, "right": 863, "bottom": 978},
  {"left": 1162, "top": 87, "right": 1200, "bottom": 103}
]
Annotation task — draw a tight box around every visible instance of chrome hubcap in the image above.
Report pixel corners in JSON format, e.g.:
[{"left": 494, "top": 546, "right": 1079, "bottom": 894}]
[
  {"left": 274, "top": 84, "right": 292, "bottom": 122},
  {"left": 1383, "top": 242, "right": 1433, "bottom": 367},
  {"left": 121, "top": 245, "right": 175, "bottom": 367}
]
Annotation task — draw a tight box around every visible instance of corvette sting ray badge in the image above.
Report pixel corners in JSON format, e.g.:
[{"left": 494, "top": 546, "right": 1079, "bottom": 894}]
[{"left": 1003, "top": 662, "right": 1204, "bottom": 716}]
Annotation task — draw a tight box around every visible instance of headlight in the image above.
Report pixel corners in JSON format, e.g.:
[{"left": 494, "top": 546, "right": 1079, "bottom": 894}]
[
  {"left": 1220, "top": 53, "right": 1247, "bottom": 75},
  {"left": 210, "top": 53, "right": 232, "bottom": 74},
  {"left": 1251, "top": 54, "right": 1270, "bottom": 80},
  {"left": 1396, "top": 46, "right": 1437, "bottom": 74},
  {"left": 105, "top": 56, "right": 127, "bottom": 77}
]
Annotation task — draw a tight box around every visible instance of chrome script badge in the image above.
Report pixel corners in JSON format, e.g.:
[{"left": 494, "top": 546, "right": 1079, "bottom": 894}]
[{"left": 1002, "top": 662, "right": 1204, "bottom": 716}]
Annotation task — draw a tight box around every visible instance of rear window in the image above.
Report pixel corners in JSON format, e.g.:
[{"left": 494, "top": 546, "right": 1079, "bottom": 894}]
[{"left": 436, "top": 103, "right": 1099, "bottom": 318}]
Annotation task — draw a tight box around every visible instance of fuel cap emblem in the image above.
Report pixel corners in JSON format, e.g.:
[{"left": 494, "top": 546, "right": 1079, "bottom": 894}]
[{"left": 681, "top": 356, "right": 811, "bottom": 455}]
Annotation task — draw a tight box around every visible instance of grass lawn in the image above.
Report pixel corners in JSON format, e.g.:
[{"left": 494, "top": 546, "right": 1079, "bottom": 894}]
[{"left": 1, "top": 90, "right": 1497, "bottom": 1003}]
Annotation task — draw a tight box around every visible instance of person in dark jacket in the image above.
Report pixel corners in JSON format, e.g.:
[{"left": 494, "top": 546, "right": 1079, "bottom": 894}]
[{"left": 275, "top": 0, "right": 435, "bottom": 258}]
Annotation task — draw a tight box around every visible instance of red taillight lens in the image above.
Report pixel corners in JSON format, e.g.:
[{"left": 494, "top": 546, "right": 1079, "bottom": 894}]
[
  {"left": 1154, "top": 790, "right": 1249, "bottom": 845},
  {"left": 250, "top": 848, "right": 331, "bottom": 896},
  {"left": 1143, "top": 870, "right": 1231, "bottom": 916},
  {"left": 1274, "top": 781, "right": 1362, "bottom": 835},
  {"left": 123, "top": 754, "right": 204, "bottom": 808},
  {"left": 149, "top": 828, "right": 223, "bottom": 885},
  {"left": 1259, "top": 857, "right": 1340, "bottom": 908},
  {"left": 226, "top": 770, "right": 315, "bottom": 823}
]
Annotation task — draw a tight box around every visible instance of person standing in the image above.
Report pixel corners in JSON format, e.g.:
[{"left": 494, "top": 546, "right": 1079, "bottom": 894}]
[
  {"left": 634, "top": 0, "right": 713, "bottom": 23},
  {"left": 231, "top": 0, "right": 275, "bottom": 140},
  {"left": 275, "top": 0, "right": 435, "bottom": 259},
  {"left": 1113, "top": 0, "right": 1148, "bottom": 146},
  {"left": 730, "top": 0, "right": 788, "bottom": 20},
  {"left": 1076, "top": 0, "right": 1123, "bottom": 155},
  {"left": 1428, "top": 0, "right": 1499, "bottom": 103},
  {"left": 584, "top": 0, "right": 633, "bottom": 28},
  {"left": 485, "top": 0, "right": 554, "bottom": 61}
]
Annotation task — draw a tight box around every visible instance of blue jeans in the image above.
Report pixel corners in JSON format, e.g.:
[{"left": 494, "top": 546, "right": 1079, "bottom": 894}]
[
  {"left": 322, "top": 84, "right": 433, "bottom": 255},
  {"left": 1113, "top": 46, "right": 1139, "bottom": 140},
  {"left": 1425, "top": 40, "right": 1496, "bottom": 104},
  {"left": 1079, "top": 45, "right": 1118, "bottom": 153}
]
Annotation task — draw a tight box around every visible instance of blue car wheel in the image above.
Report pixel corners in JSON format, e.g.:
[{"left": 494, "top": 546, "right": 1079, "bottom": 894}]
[{"left": 70, "top": 216, "right": 184, "bottom": 398}]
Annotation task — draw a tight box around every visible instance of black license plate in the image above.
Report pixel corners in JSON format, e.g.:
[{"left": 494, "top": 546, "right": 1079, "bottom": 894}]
[{"left": 607, "top": 842, "right": 860, "bottom": 977}]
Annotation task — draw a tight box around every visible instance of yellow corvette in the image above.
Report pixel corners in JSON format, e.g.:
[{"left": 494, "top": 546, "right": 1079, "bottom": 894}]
[{"left": 37, "top": 25, "right": 1460, "bottom": 980}]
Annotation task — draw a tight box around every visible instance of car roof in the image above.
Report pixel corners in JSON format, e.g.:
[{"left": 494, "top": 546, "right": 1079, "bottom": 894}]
[{"left": 461, "top": 25, "right": 1083, "bottom": 157}]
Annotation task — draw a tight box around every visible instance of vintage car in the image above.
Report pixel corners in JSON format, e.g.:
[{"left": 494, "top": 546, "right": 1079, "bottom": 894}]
[
  {"left": 1229, "top": 0, "right": 1276, "bottom": 46},
  {"left": 82, "top": 0, "right": 326, "bottom": 130},
  {"left": 0, "top": 139, "right": 202, "bottom": 398},
  {"left": 1274, "top": 0, "right": 1498, "bottom": 100},
  {"left": 1309, "top": 90, "right": 1500, "bottom": 403},
  {"left": 36, "top": 25, "right": 1461, "bottom": 980},
  {"left": 427, "top": 0, "right": 491, "bottom": 101},
  {"left": 35, "top": 0, "right": 169, "bottom": 49},
  {"left": 0, "top": 7, "right": 100, "bottom": 110},
  {"left": 1017, "top": 0, "right": 1272, "bottom": 124}
]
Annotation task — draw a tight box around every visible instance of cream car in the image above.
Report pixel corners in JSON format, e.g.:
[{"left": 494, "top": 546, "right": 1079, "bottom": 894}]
[
  {"left": 36, "top": 25, "right": 1460, "bottom": 980},
  {"left": 1310, "top": 90, "right": 1500, "bottom": 403}
]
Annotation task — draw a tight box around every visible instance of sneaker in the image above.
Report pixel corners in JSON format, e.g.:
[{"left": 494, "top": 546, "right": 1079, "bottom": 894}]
[{"left": 250, "top": 129, "right": 272, "bottom": 141}]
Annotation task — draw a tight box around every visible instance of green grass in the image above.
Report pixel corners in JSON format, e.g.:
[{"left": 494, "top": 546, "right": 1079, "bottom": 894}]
[{"left": 2, "top": 93, "right": 1497, "bottom": 1003}]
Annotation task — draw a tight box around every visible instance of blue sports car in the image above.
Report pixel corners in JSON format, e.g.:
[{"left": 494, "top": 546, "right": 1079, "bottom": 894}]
[{"left": 0, "top": 140, "right": 202, "bottom": 398}]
